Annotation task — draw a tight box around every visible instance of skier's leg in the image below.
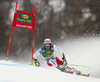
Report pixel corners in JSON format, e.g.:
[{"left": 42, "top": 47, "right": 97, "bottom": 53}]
[
  {"left": 47, "top": 58, "right": 58, "bottom": 67},
  {"left": 55, "top": 57, "right": 68, "bottom": 72},
  {"left": 47, "top": 60, "right": 52, "bottom": 66},
  {"left": 55, "top": 57, "right": 74, "bottom": 73},
  {"left": 72, "top": 68, "right": 82, "bottom": 75},
  {"left": 66, "top": 66, "right": 90, "bottom": 76},
  {"left": 47, "top": 57, "right": 63, "bottom": 67},
  {"left": 66, "top": 66, "right": 82, "bottom": 75},
  {"left": 47, "top": 58, "right": 66, "bottom": 72},
  {"left": 47, "top": 57, "right": 71, "bottom": 73},
  {"left": 56, "top": 57, "right": 63, "bottom": 65}
]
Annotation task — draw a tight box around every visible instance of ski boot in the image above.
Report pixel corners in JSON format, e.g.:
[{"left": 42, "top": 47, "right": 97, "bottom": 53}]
[
  {"left": 76, "top": 71, "right": 82, "bottom": 76},
  {"left": 76, "top": 71, "right": 90, "bottom": 77},
  {"left": 56, "top": 65, "right": 74, "bottom": 74},
  {"left": 61, "top": 67, "right": 67, "bottom": 72},
  {"left": 82, "top": 74, "right": 90, "bottom": 77},
  {"left": 60, "top": 67, "right": 74, "bottom": 74},
  {"left": 66, "top": 70, "right": 74, "bottom": 74}
]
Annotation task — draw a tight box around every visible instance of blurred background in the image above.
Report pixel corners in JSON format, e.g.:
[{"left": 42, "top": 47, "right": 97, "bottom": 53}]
[{"left": 0, "top": 0, "right": 100, "bottom": 63}]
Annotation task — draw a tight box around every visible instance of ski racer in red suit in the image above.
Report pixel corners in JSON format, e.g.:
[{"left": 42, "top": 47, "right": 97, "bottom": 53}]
[{"left": 33, "top": 38, "right": 90, "bottom": 77}]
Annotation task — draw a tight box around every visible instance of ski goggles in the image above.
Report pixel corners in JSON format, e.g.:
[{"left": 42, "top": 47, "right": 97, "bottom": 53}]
[{"left": 44, "top": 43, "right": 51, "bottom": 46}]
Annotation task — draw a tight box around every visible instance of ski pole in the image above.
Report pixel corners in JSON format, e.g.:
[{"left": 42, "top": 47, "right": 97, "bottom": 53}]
[{"left": 68, "top": 64, "right": 91, "bottom": 68}]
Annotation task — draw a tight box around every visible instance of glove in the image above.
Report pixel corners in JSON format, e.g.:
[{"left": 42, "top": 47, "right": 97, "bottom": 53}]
[
  {"left": 34, "top": 58, "right": 40, "bottom": 67},
  {"left": 62, "top": 53, "right": 67, "bottom": 66},
  {"left": 35, "top": 60, "right": 40, "bottom": 67},
  {"left": 63, "top": 59, "right": 67, "bottom": 66}
]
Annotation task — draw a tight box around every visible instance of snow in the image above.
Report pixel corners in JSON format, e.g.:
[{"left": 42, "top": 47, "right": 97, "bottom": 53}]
[
  {"left": 58, "top": 37, "right": 100, "bottom": 78},
  {"left": 0, "top": 60, "right": 100, "bottom": 82},
  {"left": 1, "top": 36, "right": 100, "bottom": 82}
]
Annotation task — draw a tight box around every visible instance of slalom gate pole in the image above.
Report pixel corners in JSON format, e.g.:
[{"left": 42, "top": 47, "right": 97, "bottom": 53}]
[
  {"left": 31, "top": 29, "right": 34, "bottom": 65},
  {"left": 6, "top": 2, "right": 18, "bottom": 62},
  {"left": 68, "top": 64, "right": 91, "bottom": 68},
  {"left": 31, "top": 5, "right": 36, "bottom": 65}
]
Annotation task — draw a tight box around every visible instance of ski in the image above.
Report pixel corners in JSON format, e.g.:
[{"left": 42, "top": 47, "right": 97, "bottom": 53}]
[
  {"left": 57, "top": 66, "right": 90, "bottom": 77},
  {"left": 82, "top": 73, "right": 90, "bottom": 77},
  {"left": 65, "top": 70, "right": 74, "bottom": 74}
]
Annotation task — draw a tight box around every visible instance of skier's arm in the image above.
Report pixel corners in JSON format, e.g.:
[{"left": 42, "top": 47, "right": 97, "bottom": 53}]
[
  {"left": 33, "top": 48, "right": 42, "bottom": 59},
  {"left": 54, "top": 45, "right": 67, "bottom": 65},
  {"left": 54, "top": 45, "right": 65, "bottom": 59},
  {"left": 33, "top": 48, "right": 42, "bottom": 66}
]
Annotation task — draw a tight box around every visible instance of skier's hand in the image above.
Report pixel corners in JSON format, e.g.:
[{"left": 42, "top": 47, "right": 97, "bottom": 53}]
[
  {"left": 63, "top": 60, "right": 67, "bottom": 66},
  {"left": 35, "top": 60, "right": 40, "bottom": 67},
  {"left": 33, "top": 58, "right": 40, "bottom": 67},
  {"left": 62, "top": 53, "right": 67, "bottom": 66}
]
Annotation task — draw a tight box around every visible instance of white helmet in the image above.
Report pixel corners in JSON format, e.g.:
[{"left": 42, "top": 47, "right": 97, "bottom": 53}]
[{"left": 44, "top": 38, "right": 51, "bottom": 44}]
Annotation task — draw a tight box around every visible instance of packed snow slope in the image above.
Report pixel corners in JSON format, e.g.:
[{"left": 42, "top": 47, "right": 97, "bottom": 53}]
[
  {"left": 57, "top": 36, "right": 100, "bottom": 78},
  {"left": 0, "top": 60, "right": 100, "bottom": 82},
  {"left": 1, "top": 36, "right": 100, "bottom": 82}
]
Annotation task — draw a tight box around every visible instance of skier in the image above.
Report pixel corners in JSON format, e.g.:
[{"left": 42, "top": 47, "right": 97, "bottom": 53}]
[{"left": 33, "top": 38, "right": 89, "bottom": 77}]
